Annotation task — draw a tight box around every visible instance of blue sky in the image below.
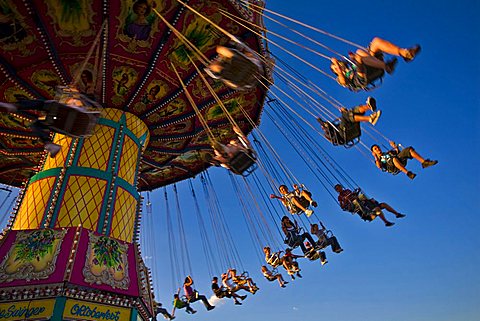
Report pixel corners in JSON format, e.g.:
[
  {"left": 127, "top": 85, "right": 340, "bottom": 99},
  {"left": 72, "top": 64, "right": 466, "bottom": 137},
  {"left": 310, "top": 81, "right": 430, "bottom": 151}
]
[
  {"left": 140, "top": 0, "right": 480, "bottom": 321},
  {"left": 1, "top": 1, "right": 478, "bottom": 321},
  {"left": 140, "top": 1, "right": 479, "bottom": 321}
]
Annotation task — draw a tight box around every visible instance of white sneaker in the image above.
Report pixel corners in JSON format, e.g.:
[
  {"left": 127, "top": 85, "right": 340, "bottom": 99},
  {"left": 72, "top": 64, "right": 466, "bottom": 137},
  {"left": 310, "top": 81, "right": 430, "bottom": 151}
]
[
  {"left": 45, "top": 143, "right": 61, "bottom": 157},
  {"left": 369, "top": 110, "right": 381, "bottom": 126},
  {"left": 305, "top": 209, "right": 313, "bottom": 217}
]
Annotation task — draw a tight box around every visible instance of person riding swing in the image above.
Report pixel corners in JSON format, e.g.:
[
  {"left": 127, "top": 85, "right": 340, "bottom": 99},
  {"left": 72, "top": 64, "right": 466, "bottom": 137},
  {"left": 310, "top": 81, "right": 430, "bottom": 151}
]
[
  {"left": 318, "top": 97, "right": 381, "bottom": 147},
  {"left": 205, "top": 43, "right": 264, "bottom": 90}
]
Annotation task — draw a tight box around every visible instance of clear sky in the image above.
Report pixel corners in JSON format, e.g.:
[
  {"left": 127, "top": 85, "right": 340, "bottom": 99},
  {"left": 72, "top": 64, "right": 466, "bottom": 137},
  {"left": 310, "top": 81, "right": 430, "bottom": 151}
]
[
  {"left": 146, "top": 1, "right": 480, "bottom": 321},
  {"left": 2, "top": 1, "right": 479, "bottom": 321}
]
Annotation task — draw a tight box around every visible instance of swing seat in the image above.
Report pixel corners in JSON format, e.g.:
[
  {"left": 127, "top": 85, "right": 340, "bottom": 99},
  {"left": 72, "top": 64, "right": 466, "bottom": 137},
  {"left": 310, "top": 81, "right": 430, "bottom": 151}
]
[
  {"left": 285, "top": 264, "right": 299, "bottom": 275},
  {"left": 44, "top": 102, "right": 101, "bottom": 138},
  {"left": 284, "top": 231, "right": 304, "bottom": 249},
  {"left": 266, "top": 253, "right": 283, "bottom": 268},
  {"left": 305, "top": 248, "right": 320, "bottom": 261},
  {"left": 381, "top": 151, "right": 406, "bottom": 175},
  {"left": 227, "top": 150, "right": 257, "bottom": 176},
  {"left": 317, "top": 117, "right": 361, "bottom": 148},
  {"left": 362, "top": 52, "right": 386, "bottom": 91},
  {"left": 315, "top": 230, "right": 333, "bottom": 250},
  {"left": 206, "top": 47, "right": 263, "bottom": 90},
  {"left": 288, "top": 196, "right": 311, "bottom": 215}
]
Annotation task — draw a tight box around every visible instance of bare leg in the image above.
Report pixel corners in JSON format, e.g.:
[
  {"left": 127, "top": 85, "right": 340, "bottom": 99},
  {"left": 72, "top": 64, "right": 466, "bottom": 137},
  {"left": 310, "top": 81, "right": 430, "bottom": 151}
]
[
  {"left": 292, "top": 197, "right": 308, "bottom": 212},
  {"left": 355, "top": 49, "right": 387, "bottom": 69},
  {"left": 375, "top": 211, "right": 394, "bottom": 226},
  {"left": 379, "top": 202, "right": 400, "bottom": 215},
  {"left": 353, "top": 115, "right": 371, "bottom": 123},
  {"left": 300, "top": 191, "right": 313, "bottom": 203},
  {"left": 209, "top": 63, "right": 223, "bottom": 73},
  {"left": 216, "top": 46, "right": 234, "bottom": 58},
  {"left": 356, "top": 104, "right": 370, "bottom": 113},
  {"left": 276, "top": 274, "right": 287, "bottom": 287},
  {"left": 409, "top": 148, "right": 426, "bottom": 163},
  {"left": 393, "top": 158, "right": 409, "bottom": 174},
  {"left": 368, "top": 37, "right": 404, "bottom": 56}
]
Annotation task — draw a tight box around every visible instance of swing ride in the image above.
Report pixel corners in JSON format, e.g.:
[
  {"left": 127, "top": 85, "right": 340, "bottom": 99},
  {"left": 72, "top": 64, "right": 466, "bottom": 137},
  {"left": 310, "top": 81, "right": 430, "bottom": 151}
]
[
  {"left": 0, "top": 0, "right": 269, "bottom": 319},
  {"left": 0, "top": 0, "right": 437, "bottom": 320}
]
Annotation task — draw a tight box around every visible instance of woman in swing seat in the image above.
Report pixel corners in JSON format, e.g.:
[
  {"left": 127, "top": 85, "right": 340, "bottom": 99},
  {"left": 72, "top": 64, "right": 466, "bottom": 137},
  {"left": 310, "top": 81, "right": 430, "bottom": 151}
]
[
  {"left": 261, "top": 265, "right": 288, "bottom": 288},
  {"left": 371, "top": 141, "right": 437, "bottom": 180},
  {"left": 183, "top": 276, "right": 215, "bottom": 311},
  {"left": 330, "top": 37, "right": 421, "bottom": 91}
]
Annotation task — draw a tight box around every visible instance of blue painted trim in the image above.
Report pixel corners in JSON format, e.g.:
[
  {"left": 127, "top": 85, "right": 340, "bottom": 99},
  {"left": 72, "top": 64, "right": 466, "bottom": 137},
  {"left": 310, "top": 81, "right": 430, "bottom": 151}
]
[
  {"left": 51, "top": 295, "right": 67, "bottom": 320},
  {"left": 130, "top": 307, "right": 138, "bottom": 321}
]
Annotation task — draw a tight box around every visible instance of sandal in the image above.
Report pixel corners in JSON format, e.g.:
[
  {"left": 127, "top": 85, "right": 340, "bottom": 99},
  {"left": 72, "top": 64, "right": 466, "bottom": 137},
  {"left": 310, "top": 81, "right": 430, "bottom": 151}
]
[{"left": 402, "top": 45, "right": 421, "bottom": 63}]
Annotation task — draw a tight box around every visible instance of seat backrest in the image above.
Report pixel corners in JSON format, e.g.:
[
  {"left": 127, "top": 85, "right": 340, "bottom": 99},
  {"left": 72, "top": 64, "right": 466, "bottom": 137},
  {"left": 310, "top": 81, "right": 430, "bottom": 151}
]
[
  {"left": 218, "top": 50, "right": 261, "bottom": 89},
  {"left": 284, "top": 231, "right": 303, "bottom": 248},
  {"left": 228, "top": 150, "right": 256, "bottom": 175},
  {"left": 45, "top": 103, "right": 100, "bottom": 138}
]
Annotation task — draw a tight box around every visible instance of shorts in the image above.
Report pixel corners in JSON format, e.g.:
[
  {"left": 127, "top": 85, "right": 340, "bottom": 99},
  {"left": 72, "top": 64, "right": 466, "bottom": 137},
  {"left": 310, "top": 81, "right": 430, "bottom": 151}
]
[
  {"left": 397, "top": 147, "right": 414, "bottom": 161},
  {"left": 341, "top": 106, "right": 365, "bottom": 123}
]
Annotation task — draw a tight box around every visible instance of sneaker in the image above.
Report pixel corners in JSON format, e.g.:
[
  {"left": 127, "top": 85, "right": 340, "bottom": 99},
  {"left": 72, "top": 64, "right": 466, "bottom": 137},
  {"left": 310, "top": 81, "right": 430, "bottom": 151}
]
[
  {"left": 296, "top": 272, "right": 302, "bottom": 278},
  {"left": 280, "top": 284, "right": 286, "bottom": 288},
  {"left": 402, "top": 45, "right": 421, "bottom": 63},
  {"left": 170, "top": 317, "right": 176, "bottom": 320},
  {"left": 366, "top": 97, "right": 377, "bottom": 111},
  {"left": 335, "top": 248, "right": 344, "bottom": 253},
  {"left": 396, "top": 213, "right": 406, "bottom": 218},
  {"left": 385, "top": 58, "right": 398, "bottom": 74},
  {"left": 385, "top": 222, "right": 395, "bottom": 227},
  {"left": 239, "top": 295, "right": 247, "bottom": 300},
  {"left": 422, "top": 159, "right": 438, "bottom": 169},
  {"left": 45, "top": 143, "right": 61, "bottom": 157},
  {"left": 283, "top": 281, "right": 289, "bottom": 285},
  {"left": 310, "top": 201, "right": 318, "bottom": 207},
  {"left": 407, "top": 171, "right": 416, "bottom": 180},
  {"left": 0, "top": 102, "right": 17, "bottom": 112},
  {"left": 207, "top": 306, "right": 215, "bottom": 311},
  {"left": 305, "top": 209, "right": 313, "bottom": 217},
  {"left": 369, "top": 111, "right": 381, "bottom": 125},
  {"left": 234, "top": 301, "right": 242, "bottom": 305},
  {"left": 191, "top": 310, "right": 197, "bottom": 314},
  {"left": 321, "top": 260, "right": 328, "bottom": 266}
]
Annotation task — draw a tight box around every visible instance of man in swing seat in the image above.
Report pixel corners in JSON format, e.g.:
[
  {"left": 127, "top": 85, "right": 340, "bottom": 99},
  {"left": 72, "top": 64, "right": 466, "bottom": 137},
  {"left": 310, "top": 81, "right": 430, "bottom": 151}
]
[
  {"left": 271, "top": 184, "right": 317, "bottom": 216},
  {"left": 211, "top": 276, "right": 246, "bottom": 305},
  {"left": 263, "top": 246, "right": 283, "bottom": 268},
  {"left": 334, "top": 184, "right": 405, "bottom": 227},
  {"left": 153, "top": 301, "right": 175, "bottom": 320},
  {"left": 221, "top": 270, "right": 254, "bottom": 295},
  {"left": 330, "top": 37, "right": 421, "bottom": 92},
  {"left": 280, "top": 216, "right": 318, "bottom": 253},
  {"left": 371, "top": 141, "right": 438, "bottom": 180},
  {"left": 303, "top": 241, "right": 328, "bottom": 265},
  {"left": 183, "top": 276, "right": 215, "bottom": 311},
  {"left": 172, "top": 294, "right": 196, "bottom": 315},
  {"left": 0, "top": 86, "right": 101, "bottom": 157},
  {"left": 205, "top": 44, "right": 263, "bottom": 90},
  {"left": 207, "top": 125, "right": 256, "bottom": 175},
  {"left": 310, "top": 222, "right": 343, "bottom": 254},
  {"left": 318, "top": 96, "right": 381, "bottom": 146},
  {"left": 261, "top": 265, "right": 288, "bottom": 288},
  {"left": 281, "top": 248, "right": 303, "bottom": 280},
  {"left": 229, "top": 269, "right": 259, "bottom": 294}
]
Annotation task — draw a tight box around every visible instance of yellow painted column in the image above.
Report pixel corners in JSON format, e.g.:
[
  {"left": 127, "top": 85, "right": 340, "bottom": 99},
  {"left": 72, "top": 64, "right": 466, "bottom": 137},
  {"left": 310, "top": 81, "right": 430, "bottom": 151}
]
[{"left": 12, "top": 109, "right": 149, "bottom": 243}]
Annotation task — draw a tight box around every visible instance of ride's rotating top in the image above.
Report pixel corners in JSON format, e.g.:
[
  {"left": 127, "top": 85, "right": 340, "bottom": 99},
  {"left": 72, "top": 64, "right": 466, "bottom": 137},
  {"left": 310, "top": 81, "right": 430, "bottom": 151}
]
[{"left": 0, "top": 0, "right": 271, "bottom": 191}]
